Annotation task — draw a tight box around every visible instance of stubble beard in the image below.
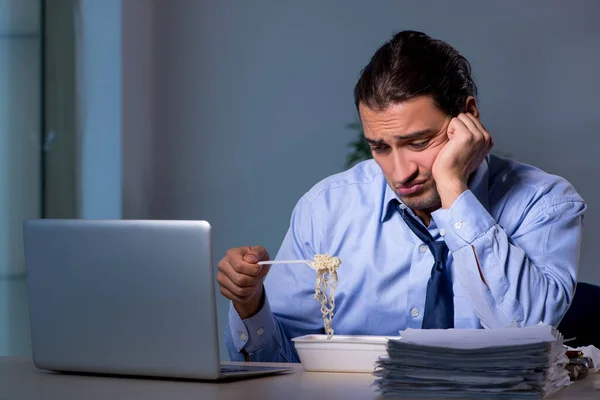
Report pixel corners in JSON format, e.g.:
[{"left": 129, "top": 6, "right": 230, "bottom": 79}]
[{"left": 395, "top": 181, "right": 442, "bottom": 212}]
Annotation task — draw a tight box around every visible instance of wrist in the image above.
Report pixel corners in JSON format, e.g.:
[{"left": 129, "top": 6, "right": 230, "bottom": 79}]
[
  {"left": 435, "top": 176, "right": 468, "bottom": 209},
  {"left": 234, "top": 286, "right": 264, "bottom": 320}
]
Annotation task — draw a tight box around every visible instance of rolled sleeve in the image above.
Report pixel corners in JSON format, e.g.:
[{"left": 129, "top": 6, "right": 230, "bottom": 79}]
[{"left": 432, "top": 190, "right": 496, "bottom": 251}]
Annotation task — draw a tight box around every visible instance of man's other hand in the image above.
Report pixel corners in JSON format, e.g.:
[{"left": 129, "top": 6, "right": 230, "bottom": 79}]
[{"left": 432, "top": 113, "right": 493, "bottom": 208}]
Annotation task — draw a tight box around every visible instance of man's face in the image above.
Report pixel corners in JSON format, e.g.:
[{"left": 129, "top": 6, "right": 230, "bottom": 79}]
[{"left": 359, "top": 96, "right": 451, "bottom": 214}]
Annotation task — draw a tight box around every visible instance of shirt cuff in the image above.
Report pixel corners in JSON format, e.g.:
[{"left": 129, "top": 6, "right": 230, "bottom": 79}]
[
  {"left": 227, "top": 294, "right": 277, "bottom": 354},
  {"left": 431, "top": 190, "right": 496, "bottom": 252}
]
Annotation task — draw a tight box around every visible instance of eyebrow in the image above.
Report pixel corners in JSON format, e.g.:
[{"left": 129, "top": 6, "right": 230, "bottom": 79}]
[{"left": 365, "top": 129, "right": 434, "bottom": 145}]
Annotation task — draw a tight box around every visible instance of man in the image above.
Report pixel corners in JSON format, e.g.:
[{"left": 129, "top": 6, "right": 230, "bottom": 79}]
[{"left": 217, "top": 30, "right": 586, "bottom": 363}]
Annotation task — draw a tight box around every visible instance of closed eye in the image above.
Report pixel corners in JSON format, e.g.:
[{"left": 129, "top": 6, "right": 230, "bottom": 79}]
[
  {"left": 409, "top": 140, "right": 430, "bottom": 150},
  {"left": 370, "top": 144, "right": 390, "bottom": 154}
]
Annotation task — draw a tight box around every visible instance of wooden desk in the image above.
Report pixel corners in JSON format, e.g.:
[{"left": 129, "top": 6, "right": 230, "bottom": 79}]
[{"left": 0, "top": 357, "right": 598, "bottom": 400}]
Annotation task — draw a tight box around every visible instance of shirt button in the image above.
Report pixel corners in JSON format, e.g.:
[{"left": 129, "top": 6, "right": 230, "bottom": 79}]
[
  {"left": 256, "top": 328, "right": 264, "bottom": 335},
  {"left": 411, "top": 308, "right": 420, "bottom": 318},
  {"left": 419, "top": 244, "right": 427, "bottom": 253},
  {"left": 454, "top": 221, "right": 463, "bottom": 229},
  {"left": 240, "top": 333, "right": 248, "bottom": 342},
  {"left": 440, "top": 228, "right": 446, "bottom": 237}
]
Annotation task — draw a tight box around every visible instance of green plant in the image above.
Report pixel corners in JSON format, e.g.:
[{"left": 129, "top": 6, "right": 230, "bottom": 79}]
[{"left": 345, "top": 121, "right": 372, "bottom": 169}]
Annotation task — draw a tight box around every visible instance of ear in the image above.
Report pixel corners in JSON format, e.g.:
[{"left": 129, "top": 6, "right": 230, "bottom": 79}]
[{"left": 464, "top": 96, "right": 479, "bottom": 118}]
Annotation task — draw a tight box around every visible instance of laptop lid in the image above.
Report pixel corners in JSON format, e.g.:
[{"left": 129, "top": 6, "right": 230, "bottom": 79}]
[{"left": 23, "top": 219, "right": 224, "bottom": 379}]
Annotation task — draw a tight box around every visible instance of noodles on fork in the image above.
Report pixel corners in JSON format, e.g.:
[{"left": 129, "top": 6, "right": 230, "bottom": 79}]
[{"left": 312, "top": 254, "right": 341, "bottom": 340}]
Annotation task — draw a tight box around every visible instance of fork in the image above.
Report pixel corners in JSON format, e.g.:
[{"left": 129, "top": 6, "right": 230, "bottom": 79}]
[{"left": 257, "top": 260, "right": 316, "bottom": 270}]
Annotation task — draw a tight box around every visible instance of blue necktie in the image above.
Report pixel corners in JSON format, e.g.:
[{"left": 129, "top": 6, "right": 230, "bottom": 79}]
[{"left": 397, "top": 202, "right": 454, "bottom": 329}]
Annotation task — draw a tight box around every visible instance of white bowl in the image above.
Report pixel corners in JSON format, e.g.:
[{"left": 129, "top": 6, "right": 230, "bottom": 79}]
[{"left": 292, "top": 334, "right": 397, "bottom": 373}]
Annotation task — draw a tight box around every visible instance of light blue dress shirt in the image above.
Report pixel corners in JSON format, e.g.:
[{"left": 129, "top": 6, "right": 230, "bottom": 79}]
[{"left": 225, "top": 154, "right": 586, "bottom": 362}]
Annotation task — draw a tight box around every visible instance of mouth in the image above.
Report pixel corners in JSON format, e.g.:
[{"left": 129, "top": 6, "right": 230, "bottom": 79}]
[{"left": 395, "top": 181, "right": 427, "bottom": 196}]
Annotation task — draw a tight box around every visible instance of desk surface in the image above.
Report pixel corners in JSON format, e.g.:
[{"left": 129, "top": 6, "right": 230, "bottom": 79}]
[{"left": 1, "top": 357, "right": 598, "bottom": 400}]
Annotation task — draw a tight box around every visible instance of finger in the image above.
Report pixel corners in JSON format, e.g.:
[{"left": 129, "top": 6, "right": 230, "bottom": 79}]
[
  {"left": 464, "top": 113, "right": 493, "bottom": 150},
  {"left": 457, "top": 113, "right": 484, "bottom": 142},
  {"left": 216, "top": 271, "right": 258, "bottom": 299},
  {"left": 219, "top": 283, "right": 251, "bottom": 304},
  {"left": 243, "top": 246, "right": 270, "bottom": 264},
  {"left": 464, "top": 112, "right": 486, "bottom": 133},
  {"left": 258, "top": 264, "right": 271, "bottom": 280},
  {"left": 223, "top": 248, "right": 264, "bottom": 277},
  {"left": 447, "top": 117, "right": 471, "bottom": 142},
  {"left": 218, "top": 259, "right": 261, "bottom": 288}
]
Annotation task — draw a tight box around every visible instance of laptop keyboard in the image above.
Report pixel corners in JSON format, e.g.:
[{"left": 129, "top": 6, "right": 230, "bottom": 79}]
[
  {"left": 220, "top": 364, "right": 289, "bottom": 373},
  {"left": 220, "top": 365, "right": 251, "bottom": 373}
]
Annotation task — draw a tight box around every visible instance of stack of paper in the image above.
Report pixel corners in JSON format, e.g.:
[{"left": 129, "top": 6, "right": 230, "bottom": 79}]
[{"left": 374, "top": 324, "right": 570, "bottom": 399}]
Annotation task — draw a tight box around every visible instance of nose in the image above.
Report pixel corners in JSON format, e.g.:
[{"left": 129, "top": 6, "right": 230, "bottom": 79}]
[{"left": 392, "top": 149, "right": 418, "bottom": 184}]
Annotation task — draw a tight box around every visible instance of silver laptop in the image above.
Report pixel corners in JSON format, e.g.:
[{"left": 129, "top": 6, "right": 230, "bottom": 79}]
[{"left": 22, "top": 219, "right": 291, "bottom": 380}]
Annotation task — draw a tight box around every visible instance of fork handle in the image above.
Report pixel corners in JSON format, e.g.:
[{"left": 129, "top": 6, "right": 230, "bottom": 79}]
[{"left": 257, "top": 260, "right": 309, "bottom": 265}]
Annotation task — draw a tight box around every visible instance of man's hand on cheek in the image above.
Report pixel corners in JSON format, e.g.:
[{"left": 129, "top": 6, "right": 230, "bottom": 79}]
[{"left": 432, "top": 113, "right": 494, "bottom": 209}]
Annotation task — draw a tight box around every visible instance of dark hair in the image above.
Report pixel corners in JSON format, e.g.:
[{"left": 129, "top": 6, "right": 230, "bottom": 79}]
[{"left": 354, "top": 30, "right": 477, "bottom": 116}]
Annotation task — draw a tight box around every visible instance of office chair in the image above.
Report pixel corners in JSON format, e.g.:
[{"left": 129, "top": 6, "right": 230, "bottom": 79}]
[{"left": 557, "top": 282, "right": 600, "bottom": 348}]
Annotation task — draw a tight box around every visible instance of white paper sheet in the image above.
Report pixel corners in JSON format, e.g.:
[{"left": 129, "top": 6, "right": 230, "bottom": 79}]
[{"left": 400, "top": 324, "right": 558, "bottom": 349}]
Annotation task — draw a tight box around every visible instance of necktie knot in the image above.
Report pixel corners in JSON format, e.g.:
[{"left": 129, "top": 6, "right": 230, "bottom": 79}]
[{"left": 430, "top": 241, "right": 449, "bottom": 264}]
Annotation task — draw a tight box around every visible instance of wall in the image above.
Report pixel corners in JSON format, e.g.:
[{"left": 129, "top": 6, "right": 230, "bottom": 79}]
[
  {"left": 0, "top": 0, "right": 40, "bottom": 355},
  {"left": 0, "top": 0, "right": 125, "bottom": 357},
  {"left": 77, "top": 0, "right": 122, "bottom": 219},
  {"left": 44, "top": 0, "right": 79, "bottom": 219},
  {"left": 0, "top": 0, "right": 41, "bottom": 276},
  {"left": 146, "top": 0, "right": 600, "bottom": 360},
  {"left": 121, "top": 0, "right": 155, "bottom": 219},
  {"left": 5, "top": 0, "right": 591, "bottom": 363}
]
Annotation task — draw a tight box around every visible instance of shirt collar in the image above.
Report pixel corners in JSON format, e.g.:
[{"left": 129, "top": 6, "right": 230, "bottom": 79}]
[
  {"left": 379, "top": 155, "right": 491, "bottom": 223},
  {"left": 379, "top": 180, "right": 399, "bottom": 223}
]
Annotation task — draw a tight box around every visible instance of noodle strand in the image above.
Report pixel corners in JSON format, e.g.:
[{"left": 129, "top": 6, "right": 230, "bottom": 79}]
[{"left": 312, "top": 254, "right": 341, "bottom": 340}]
